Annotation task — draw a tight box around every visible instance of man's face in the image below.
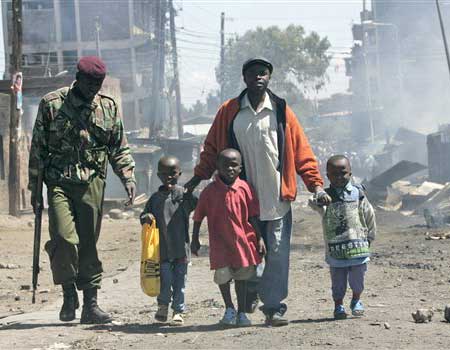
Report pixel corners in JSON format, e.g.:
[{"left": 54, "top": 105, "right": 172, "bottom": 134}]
[
  {"left": 157, "top": 164, "right": 181, "bottom": 190},
  {"left": 76, "top": 73, "right": 104, "bottom": 101},
  {"left": 243, "top": 63, "right": 271, "bottom": 93},
  {"left": 327, "top": 158, "right": 352, "bottom": 188},
  {"left": 217, "top": 152, "right": 242, "bottom": 185}
]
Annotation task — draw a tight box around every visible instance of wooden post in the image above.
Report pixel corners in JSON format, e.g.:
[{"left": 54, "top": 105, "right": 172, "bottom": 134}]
[
  {"left": 169, "top": 0, "right": 183, "bottom": 139},
  {"left": 157, "top": 0, "right": 167, "bottom": 135},
  {"left": 149, "top": 0, "right": 165, "bottom": 138},
  {"left": 94, "top": 16, "right": 102, "bottom": 58},
  {"left": 9, "top": 0, "right": 23, "bottom": 217},
  {"left": 219, "top": 12, "right": 225, "bottom": 103}
]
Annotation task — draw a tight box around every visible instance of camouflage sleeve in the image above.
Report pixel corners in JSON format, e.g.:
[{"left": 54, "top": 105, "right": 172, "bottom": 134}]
[
  {"left": 28, "top": 100, "right": 49, "bottom": 194},
  {"left": 108, "top": 102, "right": 136, "bottom": 185}
]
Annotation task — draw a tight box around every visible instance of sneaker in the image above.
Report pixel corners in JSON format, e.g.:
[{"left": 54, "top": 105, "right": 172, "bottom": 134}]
[
  {"left": 170, "top": 312, "right": 184, "bottom": 326},
  {"left": 220, "top": 307, "right": 237, "bottom": 326},
  {"left": 236, "top": 312, "right": 252, "bottom": 327},
  {"left": 334, "top": 304, "right": 347, "bottom": 320},
  {"left": 350, "top": 299, "right": 365, "bottom": 317},
  {"left": 265, "top": 311, "right": 289, "bottom": 327},
  {"left": 155, "top": 304, "right": 169, "bottom": 322}
]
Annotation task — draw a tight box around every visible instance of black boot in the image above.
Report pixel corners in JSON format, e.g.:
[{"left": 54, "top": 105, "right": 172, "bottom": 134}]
[
  {"left": 59, "top": 284, "right": 79, "bottom": 322},
  {"left": 80, "top": 288, "right": 112, "bottom": 324}
]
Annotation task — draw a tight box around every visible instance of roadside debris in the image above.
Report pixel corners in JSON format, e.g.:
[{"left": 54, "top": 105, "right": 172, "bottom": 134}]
[
  {"left": 109, "top": 209, "right": 124, "bottom": 220},
  {"left": 0, "top": 263, "right": 20, "bottom": 270},
  {"left": 425, "top": 230, "right": 450, "bottom": 240},
  {"left": 444, "top": 305, "right": 450, "bottom": 323},
  {"left": 412, "top": 309, "right": 433, "bottom": 323},
  {"left": 368, "top": 160, "right": 427, "bottom": 190}
]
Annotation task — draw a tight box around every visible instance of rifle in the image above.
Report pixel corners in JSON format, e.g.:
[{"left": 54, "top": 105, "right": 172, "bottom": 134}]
[{"left": 32, "top": 166, "right": 44, "bottom": 304}]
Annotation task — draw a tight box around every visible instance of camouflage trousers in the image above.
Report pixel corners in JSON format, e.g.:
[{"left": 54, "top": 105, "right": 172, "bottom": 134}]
[{"left": 45, "top": 176, "right": 105, "bottom": 290}]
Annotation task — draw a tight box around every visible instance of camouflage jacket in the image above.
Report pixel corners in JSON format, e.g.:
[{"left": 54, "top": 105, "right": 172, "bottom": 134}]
[{"left": 28, "top": 85, "right": 136, "bottom": 193}]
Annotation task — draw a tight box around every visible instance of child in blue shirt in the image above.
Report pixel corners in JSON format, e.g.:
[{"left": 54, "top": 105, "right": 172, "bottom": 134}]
[{"left": 310, "top": 155, "right": 376, "bottom": 320}]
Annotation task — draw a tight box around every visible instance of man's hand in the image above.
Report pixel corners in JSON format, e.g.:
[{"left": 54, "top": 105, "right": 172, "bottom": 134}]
[
  {"left": 257, "top": 238, "right": 266, "bottom": 256},
  {"left": 184, "top": 175, "right": 202, "bottom": 193},
  {"left": 314, "top": 186, "right": 331, "bottom": 206},
  {"left": 124, "top": 182, "right": 136, "bottom": 206},
  {"left": 191, "top": 238, "right": 201, "bottom": 256},
  {"left": 141, "top": 213, "right": 155, "bottom": 225}
]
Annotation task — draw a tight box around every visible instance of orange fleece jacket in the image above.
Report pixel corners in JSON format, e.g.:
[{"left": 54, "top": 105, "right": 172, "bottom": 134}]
[{"left": 194, "top": 96, "right": 324, "bottom": 201}]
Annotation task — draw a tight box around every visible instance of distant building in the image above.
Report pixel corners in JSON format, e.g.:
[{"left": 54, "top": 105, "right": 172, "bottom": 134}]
[
  {"left": 347, "top": 0, "right": 450, "bottom": 141},
  {"left": 1, "top": 0, "right": 156, "bottom": 130},
  {"left": 427, "top": 124, "right": 450, "bottom": 184}
]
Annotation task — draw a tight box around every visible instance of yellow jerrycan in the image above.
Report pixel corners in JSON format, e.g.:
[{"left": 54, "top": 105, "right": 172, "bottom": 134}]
[{"left": 140, "top": 221, "right": 160, "bottom": 296}]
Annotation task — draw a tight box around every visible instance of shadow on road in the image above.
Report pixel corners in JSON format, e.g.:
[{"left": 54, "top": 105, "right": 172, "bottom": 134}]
[
  {"left": 86, "top": 322, "right": 268, "bottom": 334},
  {"left": 0, "top": 322, "right": 78, "bottom": 331},
  {"left": 290, "top": 317, "right": 336, "bottom": 324}
]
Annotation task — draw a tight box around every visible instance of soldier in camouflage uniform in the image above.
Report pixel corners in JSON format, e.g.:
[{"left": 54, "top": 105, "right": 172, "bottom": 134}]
[{"left": 28, "top": 56, "right": 136, "bottom": 324}]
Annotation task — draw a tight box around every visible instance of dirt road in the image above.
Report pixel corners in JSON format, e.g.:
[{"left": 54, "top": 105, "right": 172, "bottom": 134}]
[{"left": 1, "top": 199, "right": 450, "bottom": 349}]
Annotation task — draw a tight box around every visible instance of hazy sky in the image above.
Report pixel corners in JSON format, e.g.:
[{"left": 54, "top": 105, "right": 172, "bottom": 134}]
[
  {"left": 0, "top": 0, "right": 363, "bottom": 106},
  {"left": 176, "top": 0, "right": 362, "bottom": 105}
]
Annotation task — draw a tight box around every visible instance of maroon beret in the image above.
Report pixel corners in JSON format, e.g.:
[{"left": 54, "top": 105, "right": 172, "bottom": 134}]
[{"left": 77, "top": 56, "right": 107, "bottom": 79}]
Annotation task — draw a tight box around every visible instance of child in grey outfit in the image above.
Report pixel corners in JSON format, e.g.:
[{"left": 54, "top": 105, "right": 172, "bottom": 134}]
[{"left": 310, "top": 155, "right": 376, "bottom": 320}]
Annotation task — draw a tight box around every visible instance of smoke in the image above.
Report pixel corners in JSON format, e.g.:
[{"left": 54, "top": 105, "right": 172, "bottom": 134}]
[{"left": 372, "top": 0, "right": 450, "bottom": 134}]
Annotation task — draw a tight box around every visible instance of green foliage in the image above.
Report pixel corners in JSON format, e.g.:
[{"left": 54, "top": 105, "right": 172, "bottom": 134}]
[{"left": 217, "top": 25, "right": 331, "bottom": 104}]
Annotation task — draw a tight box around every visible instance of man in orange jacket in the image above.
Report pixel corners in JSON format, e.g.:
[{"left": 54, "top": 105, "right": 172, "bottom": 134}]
[{"left": 185, "top": 58, "right": 331, "bottom": 326}]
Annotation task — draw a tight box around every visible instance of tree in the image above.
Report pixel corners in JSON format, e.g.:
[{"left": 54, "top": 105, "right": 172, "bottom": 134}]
[{"left": 217, "top": 25, "right": 331, "bottom": 106}]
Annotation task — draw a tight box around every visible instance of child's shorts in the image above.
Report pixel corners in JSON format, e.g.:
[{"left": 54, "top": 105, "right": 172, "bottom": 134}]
[{"left": 213, "top": 265, "right": 256, "bottom": 285}]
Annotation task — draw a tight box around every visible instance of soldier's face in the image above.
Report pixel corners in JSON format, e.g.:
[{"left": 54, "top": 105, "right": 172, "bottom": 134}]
[{"left": 76, "top": 73, "right": 104, "bottom": 101}]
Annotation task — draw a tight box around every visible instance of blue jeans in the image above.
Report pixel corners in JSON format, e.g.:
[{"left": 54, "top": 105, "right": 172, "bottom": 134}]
[
  {"left": 258, "top": 209, "right": 293, "bottom": 315},
  {"left": 330, "top": 263, "right": 367, "bottom": 300},
  {"left": 157, "top": 260, "right": 187, "bottom": 313}
]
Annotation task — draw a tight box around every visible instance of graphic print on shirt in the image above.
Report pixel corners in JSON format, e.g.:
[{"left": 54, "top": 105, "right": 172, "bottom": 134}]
[{"left": 323, "top": 201, "right": 370, "bottom": 260}]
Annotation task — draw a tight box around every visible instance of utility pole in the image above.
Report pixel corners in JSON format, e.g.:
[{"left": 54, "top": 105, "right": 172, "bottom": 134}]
[
  {"left": 219, "top": 12, "right": 225, "bottom": 103},
  {"left": 150, "top": 0, "right": 161, "bottom": 138},
  {"left": 9, "top": 0, "right": 23, "bottom": 216},
  {"left": 436, "top": 0, "right": 450, "bottom": 81},
  {"left": 149, "top": 0, "right": 167, "bottom": 138},
  {"left": 94, "top": 16, "right": 102, "bottom": 58},
  {"left": 169, "top": 0, "right": 183, "bottom": 139},
  {"left": 158, "top": 0, "right": 167, "bottom": 136},
  {"left": 361, "top": 0, "right": 375, "bottom": 143}
]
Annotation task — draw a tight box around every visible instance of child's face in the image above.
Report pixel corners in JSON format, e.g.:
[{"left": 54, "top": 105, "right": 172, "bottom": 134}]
[
  {"left": 327, "top": 159, "right": 352, "bottom": 188},
  {"left": 217, "top": 153, "right": 242, "bottom": 185},
  {"left": 158, "top": 164, "right": 181, "bottom": 190}
]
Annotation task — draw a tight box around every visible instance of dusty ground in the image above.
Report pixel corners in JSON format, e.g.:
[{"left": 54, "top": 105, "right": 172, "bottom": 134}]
[{"left": 1, "top": 197, "right": 450, "bottom": 350}]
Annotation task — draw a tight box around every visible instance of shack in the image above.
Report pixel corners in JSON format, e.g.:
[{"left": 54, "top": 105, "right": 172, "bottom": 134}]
[{"left": 427, "top": 124, "right": 450, "bottom": 184}]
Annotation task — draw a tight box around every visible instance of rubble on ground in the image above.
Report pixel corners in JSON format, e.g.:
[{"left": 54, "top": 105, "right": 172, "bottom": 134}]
[
  {"left": 412, "top": 309, "right": 433, "bottom": 323},
  {"left": 109, "top": 209, "right": 124, "bottom": 220},
  {"left": 425, "top": 230, "right": 450, "bottom": 240},
  {"left": 445, "top": 305, "right": 450, "bottom": 323}
]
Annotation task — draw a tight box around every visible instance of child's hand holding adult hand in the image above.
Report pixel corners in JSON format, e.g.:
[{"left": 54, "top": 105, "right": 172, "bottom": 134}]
[
  {"left": 315, "top": 188, "right": 332, "bottom": 206},
  {"left": 258, "top": 238, "right": 266, "bottom": 256},
  {"left": 191, "top": 238, "right": 201, "bottom": 256}
]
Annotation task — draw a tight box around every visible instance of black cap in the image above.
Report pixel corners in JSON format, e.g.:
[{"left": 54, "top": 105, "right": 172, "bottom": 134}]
[{"left": 242, "top": 57, "right": 273, "bottom": 75}]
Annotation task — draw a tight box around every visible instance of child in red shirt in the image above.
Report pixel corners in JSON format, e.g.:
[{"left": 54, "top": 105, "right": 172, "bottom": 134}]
[{"left": 191, "top": 148, "right": 266, "bottom": 326}]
